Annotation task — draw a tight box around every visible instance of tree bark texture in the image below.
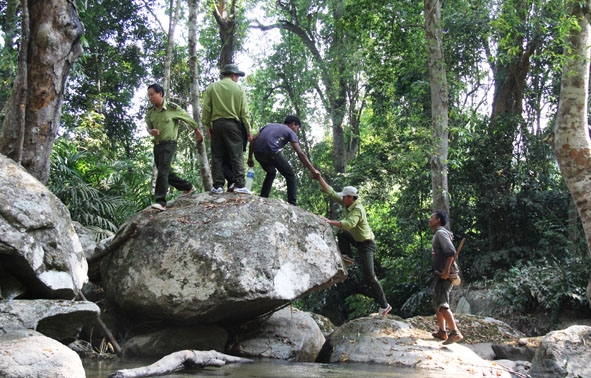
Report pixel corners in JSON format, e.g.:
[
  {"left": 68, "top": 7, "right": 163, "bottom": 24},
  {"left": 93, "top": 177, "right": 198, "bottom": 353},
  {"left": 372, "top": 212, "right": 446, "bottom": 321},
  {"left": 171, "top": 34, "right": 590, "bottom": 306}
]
[
  {"left": 0, "top": 0, "right": 83, "bottom": 184},
  {"left": 551, "top": 0, "right": 591, "bottom": 306},
  {"left": 108, "top": 350, "right": 252, "bottom": 378},
  {"left": 424, "top": 0, "right": 451, "bottom": 218},
  {"left": 188, "top": 0, "right": 213, "bottom": 190}
]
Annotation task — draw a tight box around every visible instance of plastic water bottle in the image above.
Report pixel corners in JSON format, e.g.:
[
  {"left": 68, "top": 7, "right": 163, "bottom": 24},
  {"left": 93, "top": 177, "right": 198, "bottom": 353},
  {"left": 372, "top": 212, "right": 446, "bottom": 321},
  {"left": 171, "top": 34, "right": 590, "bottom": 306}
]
[{"left": 245, "top": 167, "right": 255, "bottom": 191}]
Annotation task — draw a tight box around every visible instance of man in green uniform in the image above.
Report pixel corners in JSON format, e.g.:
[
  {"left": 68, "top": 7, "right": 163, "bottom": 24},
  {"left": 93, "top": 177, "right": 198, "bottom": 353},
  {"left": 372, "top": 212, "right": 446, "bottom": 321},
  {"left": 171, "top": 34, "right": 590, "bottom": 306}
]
[
  {"left": 202, "top": 64, "right": 253, "bottom": 194},
  {"left": 314, "top": 174, "right": 392, "bottom": 317},
  {"left": 146, "top": 83, "right": 203, "bottom": 211}
]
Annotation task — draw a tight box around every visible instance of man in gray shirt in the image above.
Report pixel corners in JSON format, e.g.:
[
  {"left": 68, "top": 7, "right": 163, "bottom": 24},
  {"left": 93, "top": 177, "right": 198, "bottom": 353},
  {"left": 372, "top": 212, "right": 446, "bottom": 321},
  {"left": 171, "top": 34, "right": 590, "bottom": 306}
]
[{"left": 247, "top": 115, "right": 319, "bottom": 205}]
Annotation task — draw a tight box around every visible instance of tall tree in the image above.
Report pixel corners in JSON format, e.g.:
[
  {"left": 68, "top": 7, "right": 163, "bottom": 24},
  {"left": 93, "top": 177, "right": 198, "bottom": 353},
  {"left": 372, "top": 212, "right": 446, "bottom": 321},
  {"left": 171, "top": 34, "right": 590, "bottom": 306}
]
[
  {"left": 164, "top": 0, "right": 182, "bottom": 96},
  {"left": 212, "top": 0, "right": 239, "bottom": 67},
  {"left": 188, "top": 0, "right": 213, "bottom": 190},
  {"left": 550, "top": 0, "right": 591, "bottom": 306},
  {"left": 424, "top": 0, "right": 451, "bottom": 217},
  {"left": 0, "top": 0, "right": 83, "bottom": 184},
  {"left": 255, "top": 0, "right": 363, "bottom": 173},
  {"left": 479, "top": 0, "right": 542, "bottom": 250}
]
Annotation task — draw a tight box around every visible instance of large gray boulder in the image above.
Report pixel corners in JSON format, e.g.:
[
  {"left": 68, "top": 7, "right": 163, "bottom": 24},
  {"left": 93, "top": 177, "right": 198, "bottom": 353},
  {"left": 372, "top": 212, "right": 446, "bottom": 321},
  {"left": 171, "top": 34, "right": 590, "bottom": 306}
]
[
  {"left": 0, "top": 299, "right": 99, "bottom": 342},
  {"left": 0, "top": 154, "right": 88, "bottom": 299},
  {"left": 529, "top": 325, "right": 591, "bottom": 378},
  {"left": 101, "top": 193, "right": 347, "bottom": 324},
  {"left": 234, "top": 306, "right": 325, "bottom": 362},
  {"left": 0, "top": 329, "right": 86, "bottom": 378},
  {"left": 318, "top": 316, "right": 512, "bottom": 377}
]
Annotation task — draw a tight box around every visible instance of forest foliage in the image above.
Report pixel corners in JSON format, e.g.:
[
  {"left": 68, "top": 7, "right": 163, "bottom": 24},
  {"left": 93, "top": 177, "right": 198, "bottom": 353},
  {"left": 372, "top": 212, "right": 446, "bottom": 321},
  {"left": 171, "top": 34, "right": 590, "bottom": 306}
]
[{"left": 0, "top": 0, "right": 589, "bottom": 324}]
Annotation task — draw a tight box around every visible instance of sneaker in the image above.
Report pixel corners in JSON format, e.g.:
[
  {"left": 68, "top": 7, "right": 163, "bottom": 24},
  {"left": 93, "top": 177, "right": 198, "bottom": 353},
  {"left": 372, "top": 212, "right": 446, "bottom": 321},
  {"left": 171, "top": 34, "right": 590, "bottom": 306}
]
[
  {"left": 211, "top": 187, "right": 223, "bottom": 194},
  {"left": 432, "top": 329, "right": 448, "bottom": 341},
  {"left": 183, "top": 186, "right": 195, "bottom": 195},
  {"left": 378, "top": 304, "right": 392, "bottom": 317},
  {"left": 151, "top": 203, "right": 166, "bottom": 211},
  {"left": 234, "top": 187, "right": 252, "bottom": 194},
  {"left": 442, "top": 330, "right": 463, "bottom": 345},
  {"left": 227, "top": 183, "right": 235, "bottom": 192}
]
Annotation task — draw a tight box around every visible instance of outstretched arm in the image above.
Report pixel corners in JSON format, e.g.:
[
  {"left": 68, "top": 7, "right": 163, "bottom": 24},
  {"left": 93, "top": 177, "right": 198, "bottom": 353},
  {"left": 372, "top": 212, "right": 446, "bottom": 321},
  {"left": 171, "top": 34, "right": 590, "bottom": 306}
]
[
  {"left": 291, "top": 142, "right": 319, "bottom": 179},
  {"left": 316, "top": 173, "right": 330, "bottom": 193}
]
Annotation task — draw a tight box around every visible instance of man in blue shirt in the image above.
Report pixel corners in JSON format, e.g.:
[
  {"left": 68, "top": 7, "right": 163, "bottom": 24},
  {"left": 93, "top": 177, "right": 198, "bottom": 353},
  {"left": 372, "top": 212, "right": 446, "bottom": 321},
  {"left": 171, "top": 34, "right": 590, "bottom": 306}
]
[{"left": 247, "top": 115, "right": 319, "bottom": 205}]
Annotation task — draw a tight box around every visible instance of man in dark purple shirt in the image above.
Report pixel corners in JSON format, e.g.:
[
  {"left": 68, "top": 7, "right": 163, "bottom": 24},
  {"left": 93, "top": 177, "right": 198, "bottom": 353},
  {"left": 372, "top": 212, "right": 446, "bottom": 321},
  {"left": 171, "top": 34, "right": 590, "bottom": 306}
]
[{"left": 247, "top": 115, "right": 319, "bottom": 205}]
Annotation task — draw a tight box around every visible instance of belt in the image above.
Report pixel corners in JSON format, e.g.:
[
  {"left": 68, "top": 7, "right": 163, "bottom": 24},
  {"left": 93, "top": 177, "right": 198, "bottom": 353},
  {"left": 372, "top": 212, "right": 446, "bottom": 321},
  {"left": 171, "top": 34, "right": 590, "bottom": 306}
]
[
  {"left": 154, "top": 140, "right": 177, "bottom": 145},
  {"left": 213, "top": 118, "right": 239, "bottom": 124}
]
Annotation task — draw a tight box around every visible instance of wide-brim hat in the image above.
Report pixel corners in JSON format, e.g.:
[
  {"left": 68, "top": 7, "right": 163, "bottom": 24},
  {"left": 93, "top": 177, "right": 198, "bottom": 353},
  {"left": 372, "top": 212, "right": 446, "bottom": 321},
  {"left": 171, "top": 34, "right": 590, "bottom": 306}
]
[
  {"left": 337, "top": 186, "right": 358, "bottom": 197},
  {"left": 221, "top": 64, "right": 245, "bottom": 77}
]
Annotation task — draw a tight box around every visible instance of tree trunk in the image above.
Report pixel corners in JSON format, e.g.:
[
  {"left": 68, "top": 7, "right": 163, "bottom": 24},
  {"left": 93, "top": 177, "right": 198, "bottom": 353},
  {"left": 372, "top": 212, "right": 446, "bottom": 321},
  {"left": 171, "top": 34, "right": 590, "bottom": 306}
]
[
  {"left": 0, "top": 0, "right": 83, "bottom": 184},
  {"left": 163, "top": 0, "right": 181, "bottom": 97},
  {"left": 550, "top": 0, "right": 591, "bottom": 307},
  {"left": 213, "top": 0, "right": 237, "bottom": 68},
  {"left": 188, "top": 0, "right": 213, "bottom": 190},
  {"left": 482, "top": 0, "right": 538, "bottom": 251},
  {"left": 424, "top": 0, "right": 450, "bottom": 218},
  {"left": 108, "top": 350, "right": 252, "bottom": 378}
]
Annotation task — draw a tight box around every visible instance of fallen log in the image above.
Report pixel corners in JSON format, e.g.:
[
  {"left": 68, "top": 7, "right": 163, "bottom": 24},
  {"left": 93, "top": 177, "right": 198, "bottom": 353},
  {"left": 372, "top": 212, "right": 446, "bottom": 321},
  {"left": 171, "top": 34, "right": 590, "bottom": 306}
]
[{"left": 108, "top": 350, "right": 252, "bottom": 378}]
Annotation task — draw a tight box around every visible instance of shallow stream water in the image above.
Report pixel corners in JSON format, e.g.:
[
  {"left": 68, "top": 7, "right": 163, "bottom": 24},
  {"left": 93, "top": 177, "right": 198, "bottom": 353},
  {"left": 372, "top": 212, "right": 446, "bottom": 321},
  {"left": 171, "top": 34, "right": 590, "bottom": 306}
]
[{"left": 84, "top": 358, "right": 476, "bottom": 378}]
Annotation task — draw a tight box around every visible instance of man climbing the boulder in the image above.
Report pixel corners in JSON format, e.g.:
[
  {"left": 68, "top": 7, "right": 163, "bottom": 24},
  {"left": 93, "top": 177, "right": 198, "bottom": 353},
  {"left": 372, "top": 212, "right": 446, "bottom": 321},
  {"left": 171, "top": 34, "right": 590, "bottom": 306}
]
[
  {"left": 429, "top": 210, "right": 463, "bottom": 344},
  {"left": 247, "top": 115, "right": 320, "bottom": 205},
  {"left": 313, "top": 174, "right": 392, "bottom": 317}
]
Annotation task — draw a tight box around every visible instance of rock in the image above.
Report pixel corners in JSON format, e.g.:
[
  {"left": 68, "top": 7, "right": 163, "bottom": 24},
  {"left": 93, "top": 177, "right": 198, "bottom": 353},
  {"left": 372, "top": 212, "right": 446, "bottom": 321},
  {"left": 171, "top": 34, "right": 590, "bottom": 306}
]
[
  {"left": 120, "top": 325, "right": 228, "bottom": 358},
  {"left": 0, "top": 329, "right": 86, "bottom": 378},
  {"left": 233, "top": 306, "right": 325, "bottom": 362},
  {"left": 465, "top": 342, "right": 496, "bottom": 360},
  {"left": 318, "top": 316, "right": 512, "bottom": 377},
  {"left": 494, "top": 360, "right": 532, "bottom": 377},
  {"left": 529, "top": 325, "right": 591, "bottom": 378},
  {"left": 0, "top": 154, "right": 88, "bottom": 299},
  {"left": 0, "top": 299, "right": 100, "bottom": 342},
  {"left": 73, "top": 221, "right": 97, "bottom": 259},
  {"left": 101, "top": 194, "right": 347, "bottom": 324},
  {"left": 491, "top": 336, "right": 541, "bottom": 361},
  {"left": 309, "top": 311, "right": 336, "bottom": 337}
]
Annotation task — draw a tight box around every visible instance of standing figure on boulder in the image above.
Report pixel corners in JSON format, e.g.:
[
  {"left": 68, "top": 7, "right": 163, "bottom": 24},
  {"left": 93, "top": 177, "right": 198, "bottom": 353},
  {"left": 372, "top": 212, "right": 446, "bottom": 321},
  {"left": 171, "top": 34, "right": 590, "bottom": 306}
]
[
  {"left": 202, "top": 64, "right": 253, "bottom": 194},
  {"left": 428, "top": 210, "right": 463, "bottom": 344},
  {"left": 247, "top": 115, "right": 320, "bottom": 205},
  {"left": 314, "top": 174, "right": 392, "bottom": 317},
  {"left": 146, "top": 83, "right": 203, "bottom": 211}
]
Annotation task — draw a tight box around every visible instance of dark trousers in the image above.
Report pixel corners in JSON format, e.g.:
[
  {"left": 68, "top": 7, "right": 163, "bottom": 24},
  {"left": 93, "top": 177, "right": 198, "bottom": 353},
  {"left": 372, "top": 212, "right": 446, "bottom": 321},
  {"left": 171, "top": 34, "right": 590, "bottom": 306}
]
[
  {"left": 153, "top": 142, "right": 192, "bottom": 206},
  {"left": 211, "top": 119, "right": 245, "bottom": 188},
  {"left": 254, "top": 151, "right": 297, "bottom": 205},
  {"left": 222, "top": 123, "right": 248, "bottom": 187},
  {"left": 337, "top": 230, "right": 388, "bottom": 308}
]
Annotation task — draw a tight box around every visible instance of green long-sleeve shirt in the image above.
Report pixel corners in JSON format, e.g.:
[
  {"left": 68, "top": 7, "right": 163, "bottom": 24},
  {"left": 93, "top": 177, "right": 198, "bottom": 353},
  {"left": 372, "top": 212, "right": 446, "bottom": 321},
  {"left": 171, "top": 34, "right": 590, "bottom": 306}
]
[
  {"left": 201, "top": 77, "right": 252, "bottom": 134},
  {"left": 145, "top": 101, "right": 198, "bottom": 143},
  {"left": 327, "top": 185, "right": 375, "bottom": 242}
]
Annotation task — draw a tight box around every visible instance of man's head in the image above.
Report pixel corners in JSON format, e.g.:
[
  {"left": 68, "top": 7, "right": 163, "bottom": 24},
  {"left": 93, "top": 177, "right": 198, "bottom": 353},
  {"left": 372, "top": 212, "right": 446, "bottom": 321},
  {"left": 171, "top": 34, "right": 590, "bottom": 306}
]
[
  {"left": 221, "top": 64, "right": 245, "bottom": 81},
  {"left": 429, "top": 210, "right": 448, "bottom": 229},
  {"left": 147, "top": 84, "right": 165, "bottom": 107},
  {"left": 284, "top": 115, "right": 301, "bottom": 132},
  {"left": 337, "top": 186, "right": 358, "bottom": 207}
]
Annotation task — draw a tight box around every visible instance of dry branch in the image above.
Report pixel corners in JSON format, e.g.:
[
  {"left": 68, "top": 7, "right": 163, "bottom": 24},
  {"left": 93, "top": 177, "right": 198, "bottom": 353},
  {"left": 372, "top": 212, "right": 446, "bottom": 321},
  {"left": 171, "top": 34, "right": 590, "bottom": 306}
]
[{"left": 108, "top": 350, "right": 252, "bottom": 378}]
